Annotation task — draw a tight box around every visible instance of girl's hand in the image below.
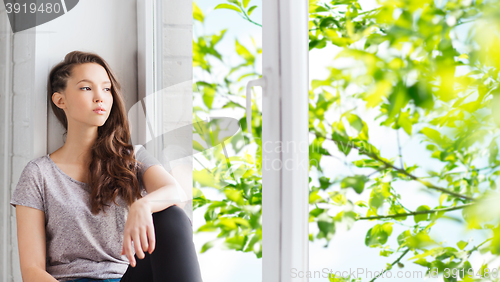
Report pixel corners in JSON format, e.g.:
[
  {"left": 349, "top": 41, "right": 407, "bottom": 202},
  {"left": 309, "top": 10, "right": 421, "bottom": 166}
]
[{"left": 121, "top": 199, "right": 155, "bottom": 267}]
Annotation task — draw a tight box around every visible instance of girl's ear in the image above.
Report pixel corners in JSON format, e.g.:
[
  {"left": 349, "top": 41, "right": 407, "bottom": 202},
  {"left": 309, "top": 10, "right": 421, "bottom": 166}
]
[{"left": 52, "top": 92, "right": 66, "bottom": 109}]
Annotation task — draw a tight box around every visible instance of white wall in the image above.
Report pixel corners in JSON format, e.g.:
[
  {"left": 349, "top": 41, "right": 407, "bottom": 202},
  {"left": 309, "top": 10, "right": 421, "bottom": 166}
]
[
  {"left": 0, "top": 3, "right": 15, "bottom": 281},
  {"left": 41, "top": 0, "right": 139, "bottom": 154},
  {"left": 1, "top": 3, "right": 37, "bottom": 281}
]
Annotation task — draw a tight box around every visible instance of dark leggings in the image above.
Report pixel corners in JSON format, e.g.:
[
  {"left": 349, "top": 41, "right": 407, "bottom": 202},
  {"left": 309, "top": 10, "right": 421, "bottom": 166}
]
[{"left": 119, "top": 205, "right": 203, "bottom": 282}]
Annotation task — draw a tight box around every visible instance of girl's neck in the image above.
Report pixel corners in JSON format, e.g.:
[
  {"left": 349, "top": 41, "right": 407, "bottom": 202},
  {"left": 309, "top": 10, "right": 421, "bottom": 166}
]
[{"left": 56, "top": 124, "right": 99, "bottom": 166}]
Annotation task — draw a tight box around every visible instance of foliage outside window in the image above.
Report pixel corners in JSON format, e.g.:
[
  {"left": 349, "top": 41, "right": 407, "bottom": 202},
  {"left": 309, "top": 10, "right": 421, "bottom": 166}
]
[{"left": 193, "top": 0, "right": 500, "bottom": 281}]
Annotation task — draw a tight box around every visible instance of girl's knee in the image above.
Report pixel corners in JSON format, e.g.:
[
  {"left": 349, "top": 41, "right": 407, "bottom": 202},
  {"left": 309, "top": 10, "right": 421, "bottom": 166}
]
[
  {"left": 152, "top": 205, "right": 192, "bottom": 229},
  {"left": 153, "top": 204, "right": 184, "bottom": 218}
]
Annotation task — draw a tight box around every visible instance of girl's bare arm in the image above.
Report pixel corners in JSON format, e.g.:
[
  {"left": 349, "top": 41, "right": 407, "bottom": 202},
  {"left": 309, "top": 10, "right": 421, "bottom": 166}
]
[{"left": 15, "top": 205, "right": 58, "bottom": 282}]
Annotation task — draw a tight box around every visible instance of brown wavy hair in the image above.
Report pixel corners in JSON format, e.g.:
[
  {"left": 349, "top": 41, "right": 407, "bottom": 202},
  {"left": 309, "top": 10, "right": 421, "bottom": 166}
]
[{"left": 47, "top": 50, "right": 144, "bottom": 215}]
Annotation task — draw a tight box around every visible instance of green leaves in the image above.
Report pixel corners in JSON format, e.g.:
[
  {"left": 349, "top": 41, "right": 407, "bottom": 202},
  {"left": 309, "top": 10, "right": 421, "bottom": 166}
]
[
  {"left": 201, "top": 239, "right": 217, "bottom": 253},
  {"left": 225, "top": 234, "right": 247, "bottom": 249},
  {"left": 202, "top": 84, "right": 216, "bottom": 108},
  {"left": 319, "top": 17, "right": 340, "bottom": 30},
  {"left": 224, "top": 188, "right": 245, "bottom": 205},
  {"left": 193, "top": 2, "right": 204, "bottom": 22},
  {"left": 456, "top": 240, "right": 468, "bottom": 250},
  {"left": 408, "top": 81, "right": 434, "bottom": 109},
  {"left": 365, "top": 222, "right": 393, "bottom": 247},
  {"left": 489, "top": 139, "right": 499, "bottom": 165},
  {"left": 395, "top": 108, "right": 414, "bottom": 135},
  {"left": 247, "top": 6, "right": 257, "bottom": 16},
  {"left": 414, "top": 205, "right": 431, "bottom": 223},
  {"left": 341, "top": 175, "right": 369, "bottom": 194},
  {"left": 314, "top": 0, "right": 498, "bottom": 270},
  {"left": 214, "top": 3, "right": 241, "bottom": 13},
  {"left": 420, "top": 127, "right": 451, "bottom": 149},
  {"left": 235, "top": 39, "right": 254, "bottom": 64},
  {"left": 309, "top": 190, "right": 323, "bottom": 204},
  {"left": 352, "top": 158, "right": 384, "bottom": 169},
  {"left": 194, "top": 0, "right": 500, "bottom": 267},
  {"left": 193, "top": 10, "right": 263, "bottom": 255},
  {"left": 388, "top": 204, "right": 407, "bottom": 221},
  {"left": 309, "top": 136, "right": 331, "bottom": 171},
  {"left": 474, "top": 4, "right": 500, "bottom": 69},
  {"left": 387, "top": 81, "right": 410, "bottom": 121},
  {"left": 317, "top": 213, "right": 336, "bottom": 243},
  {"left": 344, "top": 113, "right": 369, "bottom": 140},
  {"left": 399, "top": 230, "right": 437, "bottom": 250},
  {"left": 213, "top": 0, "right": 261, "bottom": 27},
  {"left": 193, "top": 28, "right": 227, "bottom": 71},
  {"left": 492, "top": 91, "right": 500, "bottom": 127},
  {"left": 489, "top": 224, "right": 500, "bottom": 255},
  {"left": 369, "top": 182, "right": 391, "bottom": 209}
]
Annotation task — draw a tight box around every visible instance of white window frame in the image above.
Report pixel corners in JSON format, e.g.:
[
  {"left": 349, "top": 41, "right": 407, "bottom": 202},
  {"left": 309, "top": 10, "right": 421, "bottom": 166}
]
[
  {"left": 261, "top": 1, "right": 310, "bottom": 281},
  {"left": 139, "top": 1, "right": 310, "bottom": 280},
  {"left": 136, "top": 0, "right": 193, "bottom": 221},
  {"left": 136, "top": 0, "right": 163, "bottom": 157}
]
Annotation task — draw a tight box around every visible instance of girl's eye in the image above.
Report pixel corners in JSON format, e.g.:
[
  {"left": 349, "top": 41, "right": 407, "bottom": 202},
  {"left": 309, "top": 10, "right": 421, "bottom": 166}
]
[
  {"left": 104, "top": 88, "right": 111, "bottom": 92},
  {"left": 80, "top": 87, "right": 91, "bottom": 91}
]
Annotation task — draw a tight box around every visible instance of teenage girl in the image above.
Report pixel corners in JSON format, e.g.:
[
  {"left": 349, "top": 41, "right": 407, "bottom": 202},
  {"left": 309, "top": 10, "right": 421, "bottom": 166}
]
[{"left": 10, "top": 51, "right": 203, "bottom": 282}]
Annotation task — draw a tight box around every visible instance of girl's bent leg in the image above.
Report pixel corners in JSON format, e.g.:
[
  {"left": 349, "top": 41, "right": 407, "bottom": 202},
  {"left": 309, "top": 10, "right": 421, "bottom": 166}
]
[
  {"left": 119, "top": 248, "right": 154, "bottom": 281},
  {"left": 150, "top": 205, "right": 203, "bottom": 282},
  {"left": 120, "top": 205, "right": 203, "bottom": 282}
]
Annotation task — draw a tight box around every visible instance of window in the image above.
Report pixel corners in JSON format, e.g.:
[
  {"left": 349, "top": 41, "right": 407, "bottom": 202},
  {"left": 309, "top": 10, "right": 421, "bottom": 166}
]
[
  {"left": 260, "top": 1, "right": 309, "bottom": 281},
  {"left": 135, "top": 0, "right": 193, "bottom": 220}
]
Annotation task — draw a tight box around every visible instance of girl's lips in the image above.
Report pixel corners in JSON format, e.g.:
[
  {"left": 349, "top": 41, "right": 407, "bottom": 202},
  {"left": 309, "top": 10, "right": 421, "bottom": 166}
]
[{"left": 93, "top": 110, "right": 105, "bottom": 115}]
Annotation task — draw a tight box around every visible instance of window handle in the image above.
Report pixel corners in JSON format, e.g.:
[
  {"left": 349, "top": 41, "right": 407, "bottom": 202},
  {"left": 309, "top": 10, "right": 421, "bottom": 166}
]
[{"left": 245, "top": 76, "right": 267, "bottom": 134}]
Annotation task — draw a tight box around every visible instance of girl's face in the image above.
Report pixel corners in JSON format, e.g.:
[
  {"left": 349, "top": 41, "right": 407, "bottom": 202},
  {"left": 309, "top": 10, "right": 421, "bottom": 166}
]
[{"left": 53, "top": 63, "right": 114, "bottom": 128}]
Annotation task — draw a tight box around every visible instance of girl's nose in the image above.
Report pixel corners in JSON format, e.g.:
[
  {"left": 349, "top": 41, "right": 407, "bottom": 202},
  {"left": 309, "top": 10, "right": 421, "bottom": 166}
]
[{"left": 94, "top": 89, "right": 108, "bottom": 103}]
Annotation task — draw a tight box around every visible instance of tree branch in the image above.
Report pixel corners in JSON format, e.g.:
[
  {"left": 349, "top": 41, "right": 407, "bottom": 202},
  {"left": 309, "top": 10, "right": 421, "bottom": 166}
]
[
  {"left": 357, "top": 203, "right": 474, "bottom": 220},
  {"left": 369, "top": 248, "right": 411, "bottom": 282},
  {"left": 313, "top": 131, "right": 476, "bottom": 201},
  {"left": 235, "top": 2, "right": 262, "bottom": 27},
  {"left": 365, "top": 149, "right": 475, "bottom": 201},
  {"left": 466, "top": 237, "right": 492, "bottom": 260}
]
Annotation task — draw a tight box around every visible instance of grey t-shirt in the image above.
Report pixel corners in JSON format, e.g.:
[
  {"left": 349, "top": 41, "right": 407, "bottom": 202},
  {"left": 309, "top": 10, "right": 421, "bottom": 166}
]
[{"left": 10, "top": 145, "right": 167, "bottom": 281}]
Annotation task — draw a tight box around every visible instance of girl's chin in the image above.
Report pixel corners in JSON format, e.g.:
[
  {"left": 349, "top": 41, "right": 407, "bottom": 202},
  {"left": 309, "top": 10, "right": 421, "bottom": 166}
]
[
  {"left": 90, "top": 121, "right": 107, "bottom": 128},
  {"left": 94, "top": 118, "right": 109, "bottom": 127}
]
